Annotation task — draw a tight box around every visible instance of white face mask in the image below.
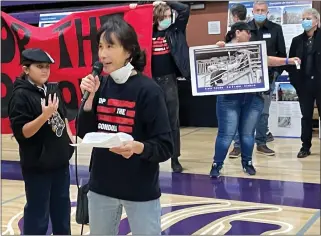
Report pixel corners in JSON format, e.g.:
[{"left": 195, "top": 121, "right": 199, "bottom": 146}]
[{"left": 110, "top": 62, "right": 134, "bottom": 84}]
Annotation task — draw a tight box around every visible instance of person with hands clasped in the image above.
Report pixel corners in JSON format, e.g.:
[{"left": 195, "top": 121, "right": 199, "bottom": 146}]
[
  {"left": 77, "top": 15, "right": 173, "bottom": 235},
  {"left": 8, "top": 48, "right": 74, "bottom": 235}
]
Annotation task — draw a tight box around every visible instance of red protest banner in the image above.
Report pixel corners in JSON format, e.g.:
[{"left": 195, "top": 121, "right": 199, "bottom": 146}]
[{"left": 1, "top": 5, "right": 153, "bottom": 134}]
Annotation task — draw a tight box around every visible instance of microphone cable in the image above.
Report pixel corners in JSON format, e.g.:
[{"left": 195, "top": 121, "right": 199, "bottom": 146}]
[
  {"left": 74, "top": 62, "right": 102, "bottom": 235},
  {"left": 74, "top": 98, "right": 88, "bottom": 235}
]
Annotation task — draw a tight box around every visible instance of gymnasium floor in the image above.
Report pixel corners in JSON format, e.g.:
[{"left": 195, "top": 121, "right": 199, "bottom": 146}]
[{"left": 1, "top": 127, "right": 320, "bottom": 235}]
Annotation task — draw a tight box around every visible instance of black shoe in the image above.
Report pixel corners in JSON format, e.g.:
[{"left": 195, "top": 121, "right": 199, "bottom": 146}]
[
  {"left": 171, "top": 159, "right": 183, "bottom": 173},
  {"left": 297, "top": 149, "right": 311, "bottom": 158},
  {"left": 210, "top": 162, "right": 223, "bottom": 178},
  {"left": 229, "top": 147, "right": 241, "bottom": 158},
  {"left": 257, "top": 145, "right": 275, "bottom": 156},
  {"left": 266, "top": 132, "right": 274, "bottom": 142},
  {"left": 242, "top": 160, "right": 256, "bottom": 175}
]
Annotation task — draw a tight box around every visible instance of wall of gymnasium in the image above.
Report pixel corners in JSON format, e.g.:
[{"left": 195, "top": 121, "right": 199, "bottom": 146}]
[{"left": 187, "top": 2, "right": 228, "bottom": 46}]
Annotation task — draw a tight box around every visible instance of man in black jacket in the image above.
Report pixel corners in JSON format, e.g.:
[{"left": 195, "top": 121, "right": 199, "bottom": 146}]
[
  {"left": 287, "top": 8, "right": 321, "bottom": 158},
  {"left": 248, "top": 1, "right": 286, "bottom": 156},
  {"left": 229, "top": 1, "right": 286, "bottom": 158},
  {"left": 132, "top": 1, "right": 190, "bottom": 172}
]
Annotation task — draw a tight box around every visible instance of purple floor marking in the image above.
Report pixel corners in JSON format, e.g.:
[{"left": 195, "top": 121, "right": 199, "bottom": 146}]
[
  {"left": 2, "top": 160, "right": 320, "bottom": 210},
  {"left": 162, "top": 208, "right": 272, "bottom": 235},
  {"left": 4, "top": 158, "right": 320, "bottom": 235},
  {"left": 226, "top": 220, "right": 281, "bottom": 235},
  {"left": 118, "top": 218, "right": 131, "bottom": 235}
]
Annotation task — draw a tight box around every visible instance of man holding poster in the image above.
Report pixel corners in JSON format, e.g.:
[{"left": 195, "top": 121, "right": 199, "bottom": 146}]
[
  {"left": 227, "top": 1, "right": 284, "bottom": 158},
  {"left": 247, "top": 0, "right": 286, "bottom": 156}
]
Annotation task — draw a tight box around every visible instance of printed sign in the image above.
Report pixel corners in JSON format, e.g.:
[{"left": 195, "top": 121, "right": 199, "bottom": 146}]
[{"left": 189, "top": 41, "right": 269, "bottom": 96}]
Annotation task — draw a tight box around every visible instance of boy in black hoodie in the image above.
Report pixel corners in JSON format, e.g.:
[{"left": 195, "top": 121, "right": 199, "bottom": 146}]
[{"left": 8, "top": 48, "right": 74, "bottom": 235}]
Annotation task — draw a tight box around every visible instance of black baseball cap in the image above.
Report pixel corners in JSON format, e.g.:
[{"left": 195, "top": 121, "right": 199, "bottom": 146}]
[{"left": 21, "top": 48, "right": 55, "bottom": 65}]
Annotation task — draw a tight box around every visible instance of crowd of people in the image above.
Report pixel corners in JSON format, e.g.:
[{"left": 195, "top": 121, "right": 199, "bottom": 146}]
[{"left": 7, "top": 0, "right": 321, "bottom": 235}]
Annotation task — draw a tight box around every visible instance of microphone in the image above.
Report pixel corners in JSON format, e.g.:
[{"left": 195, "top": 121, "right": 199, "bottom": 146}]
[{"left": 81, "top": 61, "right": 103, "bottom": 103}]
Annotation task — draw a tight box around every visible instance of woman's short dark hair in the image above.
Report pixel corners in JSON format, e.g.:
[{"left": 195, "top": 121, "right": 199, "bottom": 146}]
[
  {"left": 225, "top": 21, "right": 251, "bottom": 43},
  {"left": 96, "top": 15, "right": 146, "bottom": 72},
  {"left": 230, "top": 4, "right": 247, "bottom": 21}
]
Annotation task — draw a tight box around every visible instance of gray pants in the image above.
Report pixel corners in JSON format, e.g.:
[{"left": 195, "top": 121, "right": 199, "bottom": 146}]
[{"left": 88, "top": 191, "right": 162, "bottom": 235}]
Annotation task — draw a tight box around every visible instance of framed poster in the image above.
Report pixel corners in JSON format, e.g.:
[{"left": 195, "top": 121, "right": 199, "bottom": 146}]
[{"left": 189, "top": 41, "right": 269, "bottom": 96}]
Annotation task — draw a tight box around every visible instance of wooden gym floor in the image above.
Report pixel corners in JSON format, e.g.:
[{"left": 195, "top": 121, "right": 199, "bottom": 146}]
[{"left": 1, "top": 128, "right": 320, "bottom": 235}]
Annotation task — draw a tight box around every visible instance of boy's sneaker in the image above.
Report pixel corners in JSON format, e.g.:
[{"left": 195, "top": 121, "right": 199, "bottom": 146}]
[
  {"left": 229, "top": 147, "right": 241, "bottom": 158},
  {"left": 242, "top": 160, "right": 256, "bottom": 175},
  {"left": 210, "top": 162, "right": 223, "bottom": 178}
]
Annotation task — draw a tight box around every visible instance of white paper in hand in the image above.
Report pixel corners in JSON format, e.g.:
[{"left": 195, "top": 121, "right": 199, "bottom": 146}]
[{"left": 71, "top": 132, "right": 133, "bottom": 148}]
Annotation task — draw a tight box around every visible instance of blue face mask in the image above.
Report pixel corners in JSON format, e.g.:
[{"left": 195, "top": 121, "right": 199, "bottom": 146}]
[
  {"left": 302, "top": 19, "right": 313, "bottom": 31},
  {"left": 253, "top": 14, "right": 267, "bottom": 23},
  {"left": 159, "top": 18, "right": 171, "bottom": 30}
]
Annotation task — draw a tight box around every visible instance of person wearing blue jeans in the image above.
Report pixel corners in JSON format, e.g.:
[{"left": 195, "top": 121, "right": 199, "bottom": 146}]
[
  {"left": 210, "top": 22, "right": 301, "bottom": 178},
  {"left": 210, "top": 93, "right": 264, "bottom": 177},
  {"left": 229, "top": 80, "right": 276, "bottom": 158}
]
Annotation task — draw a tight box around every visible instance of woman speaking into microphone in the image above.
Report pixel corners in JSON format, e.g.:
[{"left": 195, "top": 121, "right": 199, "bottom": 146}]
[{"left": 77, "top": 15, "right": 173, "bottom": 235}]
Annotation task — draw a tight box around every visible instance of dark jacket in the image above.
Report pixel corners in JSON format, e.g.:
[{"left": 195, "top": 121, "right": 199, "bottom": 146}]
[
  {"left": 248, "top": 19, "right": 287, "bottom": 78},
  {"left": 8, "top": 78, "right": 74, "bottom": 172},
  {"left": 165, "top": 1, "right": 191, "bottom": 80},
  {"left": 286, "top": 27, "right": 321, "bottom": 94}
]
